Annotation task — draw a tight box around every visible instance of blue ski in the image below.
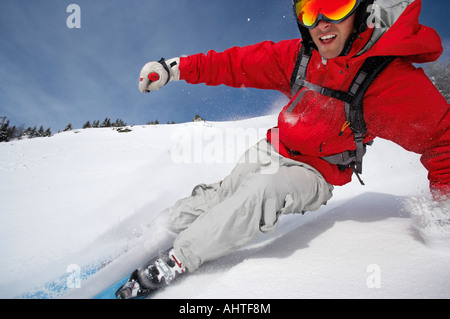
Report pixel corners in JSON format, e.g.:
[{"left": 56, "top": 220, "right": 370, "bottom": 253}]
[{"left": 93, "top": 276, "right": 129, "bottom": 299}]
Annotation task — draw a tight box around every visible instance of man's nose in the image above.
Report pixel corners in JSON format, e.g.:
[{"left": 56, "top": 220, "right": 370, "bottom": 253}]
[{"left": 316, "top": 19, "right": 331, "bottom": 31}]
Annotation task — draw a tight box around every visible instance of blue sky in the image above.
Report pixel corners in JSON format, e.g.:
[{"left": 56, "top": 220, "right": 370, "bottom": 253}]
[{"left": 0, "top": 0, "right": 448, "bottom": 132}]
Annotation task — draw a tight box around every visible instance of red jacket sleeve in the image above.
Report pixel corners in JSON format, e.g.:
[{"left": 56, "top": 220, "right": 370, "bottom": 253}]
[
  {"left": 179, "top": 39, "right": 301, "bottom": 98},
  {"left": 364, "top": 59, "right": 450, "bottom": 199}
]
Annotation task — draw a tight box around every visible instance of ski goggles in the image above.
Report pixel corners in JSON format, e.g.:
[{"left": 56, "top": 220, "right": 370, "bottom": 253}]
[{"left": 293, "top": 0, "right": 362, "bottom": 29}]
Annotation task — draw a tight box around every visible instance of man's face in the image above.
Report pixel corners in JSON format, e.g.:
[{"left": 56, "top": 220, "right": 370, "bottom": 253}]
[{"left": 309, "top": 13, "right": 357, "bottom": 60}]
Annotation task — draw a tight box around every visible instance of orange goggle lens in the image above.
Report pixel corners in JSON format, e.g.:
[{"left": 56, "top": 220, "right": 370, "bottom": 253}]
[{"left": 294, "top": 0, "right": 359, "bottom": 28}]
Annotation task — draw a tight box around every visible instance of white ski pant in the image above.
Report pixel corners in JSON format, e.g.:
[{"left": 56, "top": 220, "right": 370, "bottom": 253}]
[{"left": 158, "top": 139, "right": 333, "bottom": 271}]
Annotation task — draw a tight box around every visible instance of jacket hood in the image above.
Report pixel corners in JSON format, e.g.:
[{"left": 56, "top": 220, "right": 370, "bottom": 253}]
[{"left": 356, "top": 0, "right": 443, "bottom": 63}]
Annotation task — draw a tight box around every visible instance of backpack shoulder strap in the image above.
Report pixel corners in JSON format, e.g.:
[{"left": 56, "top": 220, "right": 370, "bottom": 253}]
[
  {"left": 290, "top": 45, "right": 312, "bottom": 97},
  {"left": 346, "top": 55, "right": 397, "bottom": 136},
  {"left": 337, "top": 55, "right": 397, "bottom": 181}
]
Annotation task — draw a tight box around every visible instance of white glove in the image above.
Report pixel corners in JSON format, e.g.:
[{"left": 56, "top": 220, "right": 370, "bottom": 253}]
[{"left": 139, "top": 57, "right": 180, "bottom": 93}]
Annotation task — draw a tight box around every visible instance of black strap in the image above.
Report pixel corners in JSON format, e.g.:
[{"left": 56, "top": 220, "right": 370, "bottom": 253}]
[
  {"left": 346, "top": 56, "right": 397, "bottom": 136},
  {"left": 290, "top": 45, "right": 312, "bottom": 98},
  {"left": 344, "top": 56, "right": 396, "bottom": 179},
  {"left": 157, "top": 58, "right": 171, "bottom": 85}
]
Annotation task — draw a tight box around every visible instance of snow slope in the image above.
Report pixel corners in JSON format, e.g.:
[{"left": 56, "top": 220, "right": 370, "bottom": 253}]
[{"left": 0, "top": 114, "right": 449, "bottom": 299}]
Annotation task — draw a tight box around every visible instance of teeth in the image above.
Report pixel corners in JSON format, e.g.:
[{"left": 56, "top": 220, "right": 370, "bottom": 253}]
[{"left": 320, "top": 34, "right": 336, "bottom": 40}]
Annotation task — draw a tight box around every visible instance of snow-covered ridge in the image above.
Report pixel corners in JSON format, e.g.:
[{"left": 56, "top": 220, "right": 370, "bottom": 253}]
[{"left": 0, "top": 115, "right": 449, "bottom": 299}]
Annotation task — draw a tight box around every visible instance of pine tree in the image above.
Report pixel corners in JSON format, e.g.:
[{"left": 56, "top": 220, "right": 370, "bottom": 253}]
[
  {"left": 193, "top": 114, "right": 205, "bottom": 122},
  {"left": 101, "top": 118, "right": 111, "bottom": 127},
  {"left": 8, "top": 124, "right": 17, "bottom": 140},
  {"left": 113, "top": 118, "right": 126, "bottom": 127},
  {"left": 44, "top": 127, "right": 52, "bottom": 137},
  {"left": 37, "top": 126, "right": 45, "bottom": 137},
  {"left": 64, "top": 123, "right": 72, "bottom": 132},
  {"left": 0, "top": 120, "right": 11, "bottom": 142},
  {"left": 83, "top": 121, "right": 91, "bottom": 129},
  {"left": 30, "top": 126, "right": 37, "bottom": 137},
  {"left": 23, "top": 126, "right": 37, "bottom": 138}
]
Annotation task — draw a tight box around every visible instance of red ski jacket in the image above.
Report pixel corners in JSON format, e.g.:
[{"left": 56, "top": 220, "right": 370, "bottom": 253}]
[{"left": 179, "top": 0, "right": 449, "bottom": 198}]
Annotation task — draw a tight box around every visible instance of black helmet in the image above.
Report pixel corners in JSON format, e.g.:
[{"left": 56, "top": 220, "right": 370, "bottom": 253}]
[{"left": 292, "top": 0, "right": 374, "bottom": 54}]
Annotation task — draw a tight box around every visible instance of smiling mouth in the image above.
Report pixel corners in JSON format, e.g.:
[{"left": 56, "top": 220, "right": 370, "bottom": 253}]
[{"left": 319, "top": 34, "right": 337, "bottom": 44}]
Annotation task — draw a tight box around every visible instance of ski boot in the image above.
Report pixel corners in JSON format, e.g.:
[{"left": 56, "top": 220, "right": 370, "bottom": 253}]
[{"left": 115, "top": 248, "right": 187, "bottom": 299}]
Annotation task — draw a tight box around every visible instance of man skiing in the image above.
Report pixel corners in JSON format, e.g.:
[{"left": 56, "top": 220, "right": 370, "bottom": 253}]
[{"left": 117, "top": 0, "right": 449, "bottom": 298}]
